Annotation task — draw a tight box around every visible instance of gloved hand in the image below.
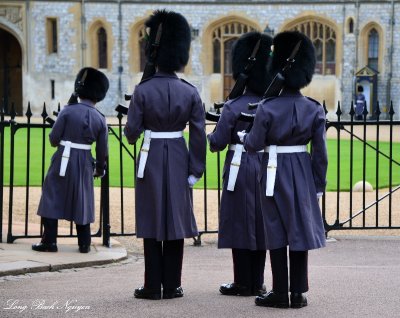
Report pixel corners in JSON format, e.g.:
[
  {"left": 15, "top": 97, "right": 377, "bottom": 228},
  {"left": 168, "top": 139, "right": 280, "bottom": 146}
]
[
  {"left": 317, "top": 192, "right": 323, "bottom": 199},
  {"left": 188, "top": 175, "right": 199, "bottom": 188},
  {"left": 237, "top": 130, "right": 247, "bottom": 143},
  {"left": 94, "top": 169, "right": 106, "bottom": 178}
]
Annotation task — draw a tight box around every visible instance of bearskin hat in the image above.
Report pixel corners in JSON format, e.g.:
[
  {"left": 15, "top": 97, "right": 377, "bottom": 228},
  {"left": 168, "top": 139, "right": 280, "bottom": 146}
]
[
  {"left": 232, "top": 31, "right": 273, "bottom": 96},
  {"left": 269, "top": 31, "right": 316, "bottom": 89},
  {"left": 74, "top": 67, "right": 109, "bottom": 102},
  {"left": 357, "top": 85, "right": 364, "bottom": 92},
  {"left": 145, "top": 10, "right": 191, "bottom": 72}
]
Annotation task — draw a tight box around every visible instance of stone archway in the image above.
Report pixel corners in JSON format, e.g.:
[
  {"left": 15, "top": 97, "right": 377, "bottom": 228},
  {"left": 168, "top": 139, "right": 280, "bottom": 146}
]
[
  {"left": 203, "top": 17, "right": 260, "bottom": 101},
  {"left": 0, "top": 27, "right": 22, "bottom": 115}
]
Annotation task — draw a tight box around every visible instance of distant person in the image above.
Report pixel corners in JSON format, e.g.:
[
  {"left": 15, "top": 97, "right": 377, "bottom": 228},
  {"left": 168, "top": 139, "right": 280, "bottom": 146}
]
[
  {"left": 240, "top": 31, "right": 328, "bottom": 309},
  {"left": 124, "top": 10, "right": 206, "bottom": 300},
  {"left": 33, "top": 67, "right": 109, "bottom": 254},
  {"left": 355, "top": 85, "right": 366, "bottom": 120},
  {"left": 207, "top": 31, "right": 273, "bottom": 297}
]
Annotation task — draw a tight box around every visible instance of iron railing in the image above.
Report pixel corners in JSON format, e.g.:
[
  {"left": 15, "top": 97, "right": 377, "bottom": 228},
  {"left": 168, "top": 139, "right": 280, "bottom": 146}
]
[{"left": 0, "top": 100, "right": 399, "bottom": 246}]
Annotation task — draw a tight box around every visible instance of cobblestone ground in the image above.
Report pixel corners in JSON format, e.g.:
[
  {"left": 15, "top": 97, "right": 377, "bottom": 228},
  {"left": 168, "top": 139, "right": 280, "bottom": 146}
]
[{"left": 1, "top": 238, "right": 400, "bottom": 318}]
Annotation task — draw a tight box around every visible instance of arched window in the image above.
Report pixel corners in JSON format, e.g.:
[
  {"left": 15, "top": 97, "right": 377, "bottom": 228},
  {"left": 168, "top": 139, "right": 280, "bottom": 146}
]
[
  {"left": 367, "top": 28, "right": 379, "bottom": 71},
  {"left": 97, "top": 27, "right": 107, "bottom": 69},
  {"left": 211, "top": 21, "right": 256, "bottom": 98},
  {"left": 348, "top": 18, "right": 354, "bottom": 34},
  {"left": 289, "top": 21, "right": 337, "bottom": 75}
]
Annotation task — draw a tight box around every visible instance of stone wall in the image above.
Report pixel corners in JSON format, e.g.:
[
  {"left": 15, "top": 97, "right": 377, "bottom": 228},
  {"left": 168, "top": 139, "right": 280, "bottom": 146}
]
[{"left": 1, "top": 1, "right": 399, "bottom": 118}]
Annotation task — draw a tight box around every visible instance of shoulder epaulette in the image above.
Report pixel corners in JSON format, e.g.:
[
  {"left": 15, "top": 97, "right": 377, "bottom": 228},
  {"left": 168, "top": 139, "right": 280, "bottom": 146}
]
[
  {"left": 180, "top": 78, "right": 196, "bottom": 88},
  {"left": 261, "top": 96, "right": 279, "bottom": 104},
  {"left": 95, "top": 108, "right": 105, "bottom": 117},
  {"left": 305, "top": 96, "right": 322, "bottom": 106},
  {"left": 138, "top": 77, "right": 152, "bottom": 85},
  {"left": 229, "top": 95, "right": 242, "bottom": 103}
]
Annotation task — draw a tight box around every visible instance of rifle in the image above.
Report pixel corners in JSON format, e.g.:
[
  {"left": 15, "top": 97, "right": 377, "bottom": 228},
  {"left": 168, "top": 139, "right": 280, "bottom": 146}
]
[
  {"left": 67, "top": 69, "right": 89, "bottom": 105},
  {"left": 115, "top": 94, "right": 132, "bottom": 115},
  {"left": 206, "top": 38, "right": 262, "bottom": 123},
  {"left": 115, "top": 24, "right": 163, "bottom": 115},
  {"left": 45, "top": 110, "right": 60, "bottom": 127},
  {"left": 239, "top": 40, "right": 303, "bottom": 131}
]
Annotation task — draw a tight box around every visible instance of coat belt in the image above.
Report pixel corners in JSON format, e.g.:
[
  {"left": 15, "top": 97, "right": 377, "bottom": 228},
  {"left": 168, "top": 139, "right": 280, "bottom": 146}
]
[
  {"left": 59, "top": 140, "right": 91, "bottom": 177},
  {"left": 137, "top": 130, "right": 184, "bottom": 179},
  {"left": 226, "top": 144, "right": 263, "bottom": 191},
  {"left": 264, "top": 145, "right": 308, "bottom": 196}
]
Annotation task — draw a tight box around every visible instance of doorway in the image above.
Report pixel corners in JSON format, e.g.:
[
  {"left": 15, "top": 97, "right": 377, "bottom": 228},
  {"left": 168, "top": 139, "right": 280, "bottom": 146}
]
[{"left": 0, "top": 28, "right": 22, "bottom": 115}]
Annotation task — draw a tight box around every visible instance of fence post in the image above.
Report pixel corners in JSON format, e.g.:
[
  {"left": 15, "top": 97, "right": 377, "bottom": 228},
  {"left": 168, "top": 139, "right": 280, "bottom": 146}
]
[
  {"left": 0, "top": 101, "right": 4, "bottom": 242},
  {"left": 7, "top": 103, "right": 16, "bottom": 243},
  {"left": 102, "top": 157, "right": 111, "bottom": 247}
]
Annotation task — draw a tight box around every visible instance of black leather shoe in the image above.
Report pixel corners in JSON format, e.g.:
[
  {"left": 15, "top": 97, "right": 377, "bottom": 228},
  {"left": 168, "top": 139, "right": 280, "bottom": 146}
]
[
  {"left": 134, "top": 286, "right": 161, "bottom": 300},
  {"left": 163, "top": 286, "right": 184, "bottom": 299},
  {"left": 79, "top": 245, "right": 91, "bottom": 253},
  {"left": 255, "top": 291, "right": 289, "bottom": 308},
  {"left": 219, "top": 283, "right": 252, "bottom": 296},
  {"left": 290, "top": 293, "right": 308, "bottom": 308},
  {"left": 252, "top": 284, "right": 267, "bottom": 296},
  {"left": 32, "top": 242, "right": 58, "bottom": 252}
]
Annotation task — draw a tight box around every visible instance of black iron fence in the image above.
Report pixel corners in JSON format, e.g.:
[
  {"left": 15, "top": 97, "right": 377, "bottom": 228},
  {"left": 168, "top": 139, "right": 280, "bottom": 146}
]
[
  {"left": 1, "top": 100, "right": 399, "bottom": 246},
  {"left": 322, "top": 101, "right": 400, "bottom": 233}
]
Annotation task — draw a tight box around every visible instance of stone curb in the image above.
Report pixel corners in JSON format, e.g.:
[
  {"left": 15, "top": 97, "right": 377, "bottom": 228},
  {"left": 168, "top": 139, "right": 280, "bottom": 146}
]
[
  {"left": 0, "top": 239, "right": 128, "bottom": 277},
  {"left": 0, "top": 253, "right": 128, "bottom": 277}
]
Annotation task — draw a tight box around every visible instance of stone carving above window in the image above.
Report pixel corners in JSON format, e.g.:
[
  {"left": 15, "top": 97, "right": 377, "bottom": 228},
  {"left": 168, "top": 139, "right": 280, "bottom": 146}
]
[{"left": 0, "top": 6, "right": 23, "bottom": 31}]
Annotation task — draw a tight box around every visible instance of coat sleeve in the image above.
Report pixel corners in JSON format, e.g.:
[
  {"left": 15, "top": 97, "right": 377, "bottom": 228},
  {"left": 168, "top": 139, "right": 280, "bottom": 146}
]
[
  {"left": 124, "top": 86, "right": 144, "bottom": 144},
  {"left": 189, "top": 91, "right": 206, "bottom": 178},
  {"left": 95, "top": 117, "right": 109, "bottom": 174},
  {"left": 207, "top": 103, "right": 236, "bottom": 152},
  {"left": 243, "top": 103, "right": 269, "bottom": 152},
  {"left": 49, "top": 108, "right": 67, "bottom": 147},
  {"left": 311, "top": 106, "right": 328, "bottom": 193}
]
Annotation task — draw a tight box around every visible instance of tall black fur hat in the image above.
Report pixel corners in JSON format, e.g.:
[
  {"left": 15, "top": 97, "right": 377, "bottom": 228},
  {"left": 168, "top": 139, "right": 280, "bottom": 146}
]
[
  {"left": 232, "top": 31, "right": 273, "bottom": 95},
  {"left": 145, "top": 10, "right": 191, "bottom": 72},
  {"left": 269, "top": 31, "right": 316, "bottom": 89},
  {"left": 74, "top": 67, "right": 109, "bottom": 102}
]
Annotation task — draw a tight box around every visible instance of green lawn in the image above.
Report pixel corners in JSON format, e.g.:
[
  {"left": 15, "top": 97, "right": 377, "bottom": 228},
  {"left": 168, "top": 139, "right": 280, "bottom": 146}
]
[{"left": 1, "top": 126, "right": 399, "bottom": 191}]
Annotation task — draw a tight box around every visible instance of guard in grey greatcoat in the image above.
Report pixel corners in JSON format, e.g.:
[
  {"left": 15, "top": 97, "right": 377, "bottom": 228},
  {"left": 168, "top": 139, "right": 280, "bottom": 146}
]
[
  {"left": 207, "top": 32, "right": 273, "bottom": 297},
  {"left": 32, "top": 67, "right": 109, "bottom": 254},
  {"left": 355, "top": 85, "right": 366, "bottom": 120},
  {"left": 241, "top": 31, "right": 328, "bottom": 308},
  {"left": 124, "top": 10, "right": 206, "bottom": 300}
]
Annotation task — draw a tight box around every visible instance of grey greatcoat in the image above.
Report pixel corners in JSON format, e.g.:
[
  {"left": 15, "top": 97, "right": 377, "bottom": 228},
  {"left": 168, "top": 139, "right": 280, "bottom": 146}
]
[
  {"left": 37, "top": 102, "right": 108, "bottom": 225},
  {"left": 124, "top": 72, "right": 206, "bottom": 241},
  {"left": 208, "top": 91, "right": 267, "bottom": 250},
  {"left": 244, "top": 90, "right": 327, "bottom": 251}
]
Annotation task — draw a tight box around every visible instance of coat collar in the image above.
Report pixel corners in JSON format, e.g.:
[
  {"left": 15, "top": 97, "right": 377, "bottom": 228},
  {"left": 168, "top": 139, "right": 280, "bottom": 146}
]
[
  {"left": 279, "top": 88, "right": 303, "bottom": 97},
  {"left": 78, "top": 98, "right": 96, "bottom": 107},
  {"left": 243, "top": 88, "right": 260, "bottom": 97},
  {"left": 154, "top": 71, "right": 178, "bottom": 79}
]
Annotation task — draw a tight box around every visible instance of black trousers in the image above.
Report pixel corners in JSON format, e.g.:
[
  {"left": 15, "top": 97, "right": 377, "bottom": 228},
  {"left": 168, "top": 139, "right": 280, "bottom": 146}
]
[
  {"left": 143, "top": 238, "right": 184, "bottom": 291},
  {"left": 269, "top": 246, "right": 308, "bottom": 293},
  {"left": 232, "top": 248, "right": 266, "bottom": 290},
  {"left": 41, "top": 217, "right": 91, "bottom": 246}
]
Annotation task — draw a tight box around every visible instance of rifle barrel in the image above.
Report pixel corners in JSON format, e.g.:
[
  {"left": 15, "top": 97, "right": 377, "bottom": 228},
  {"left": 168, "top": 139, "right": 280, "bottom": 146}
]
[{"left": 206, "top": 111, "right": 221, "bottom": 122}]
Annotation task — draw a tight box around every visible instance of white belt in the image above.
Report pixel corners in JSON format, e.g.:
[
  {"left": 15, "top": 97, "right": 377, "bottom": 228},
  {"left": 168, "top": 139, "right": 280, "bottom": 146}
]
[
  {"left": 227, "top": 144, "right": 244, "bottom": 191},
  {"left": 59, "top": 140, "right": 91, "bottom": 177},
  {"left": 264, "top": 145, "right": 307, "bottom": 196},
  {"left": 226, "top": 144, "right": 262, "bottom": 191},
  {"left": 137, "top": 130, "right": 183, "bottom": 179}
]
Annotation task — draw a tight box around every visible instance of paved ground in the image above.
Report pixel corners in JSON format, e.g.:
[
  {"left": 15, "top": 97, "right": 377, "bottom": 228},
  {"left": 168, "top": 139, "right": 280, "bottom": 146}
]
[
  {"left": 0, "top": 237, "right": 127, "bottom": 277},
  {"left": 1, "top": 235, "right": 400, "bottom": 318}
]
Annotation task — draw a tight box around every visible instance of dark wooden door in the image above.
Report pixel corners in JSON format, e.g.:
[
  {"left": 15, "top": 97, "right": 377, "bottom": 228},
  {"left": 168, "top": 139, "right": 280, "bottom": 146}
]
[
  {"left": 223, "top": 37, "right": 237, "bottom": 100},
  {"left": 0, "top": 28, "right": 22, "bottom": 115}
]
